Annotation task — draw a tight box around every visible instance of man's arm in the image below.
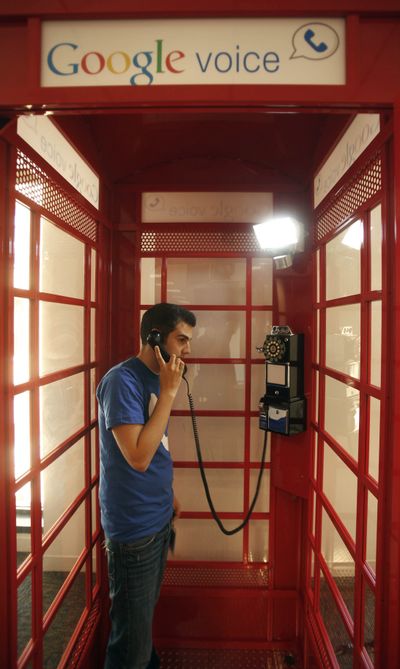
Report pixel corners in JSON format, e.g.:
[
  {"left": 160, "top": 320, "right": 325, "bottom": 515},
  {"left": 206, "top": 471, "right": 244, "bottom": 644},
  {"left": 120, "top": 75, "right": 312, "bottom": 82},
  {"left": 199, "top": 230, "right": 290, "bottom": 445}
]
[{"left": 112, "top": 347, "right": 183, "bottom": 472}]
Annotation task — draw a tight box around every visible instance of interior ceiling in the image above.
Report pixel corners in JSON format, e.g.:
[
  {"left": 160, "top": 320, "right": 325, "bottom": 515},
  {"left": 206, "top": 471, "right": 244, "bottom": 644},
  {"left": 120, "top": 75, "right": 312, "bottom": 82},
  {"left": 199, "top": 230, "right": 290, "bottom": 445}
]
[{"left": 56, "top": 111, "right": 351, "bottom": 189}]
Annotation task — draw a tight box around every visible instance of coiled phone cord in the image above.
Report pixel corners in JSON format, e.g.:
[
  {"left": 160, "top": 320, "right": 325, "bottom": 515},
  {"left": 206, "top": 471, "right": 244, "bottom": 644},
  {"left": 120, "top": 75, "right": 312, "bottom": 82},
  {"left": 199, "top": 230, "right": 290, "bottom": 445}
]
[{"left": 183, "top": 376, "right": 268, "bottom": 536}]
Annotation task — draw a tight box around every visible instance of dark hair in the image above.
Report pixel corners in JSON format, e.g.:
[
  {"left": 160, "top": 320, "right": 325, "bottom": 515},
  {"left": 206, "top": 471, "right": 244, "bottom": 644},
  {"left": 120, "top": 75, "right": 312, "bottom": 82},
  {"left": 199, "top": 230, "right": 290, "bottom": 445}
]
[{"left": 140, "top": 303, "right": 196, "bottom": 344}]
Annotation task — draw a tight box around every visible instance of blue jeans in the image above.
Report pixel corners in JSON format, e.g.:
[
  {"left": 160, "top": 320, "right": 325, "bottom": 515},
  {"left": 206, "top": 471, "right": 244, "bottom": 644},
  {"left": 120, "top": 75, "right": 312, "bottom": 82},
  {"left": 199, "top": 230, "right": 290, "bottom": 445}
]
[{"left": 104, "top": 522, "right": 171, "bottom": 669}]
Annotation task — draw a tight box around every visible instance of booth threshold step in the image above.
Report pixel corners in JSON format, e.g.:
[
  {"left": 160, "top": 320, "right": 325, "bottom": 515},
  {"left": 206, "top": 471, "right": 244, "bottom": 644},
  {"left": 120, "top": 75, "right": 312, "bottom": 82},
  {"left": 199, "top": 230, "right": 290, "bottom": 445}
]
[{"left": 158, "top": 647, "right": 300, "bottom": 668}]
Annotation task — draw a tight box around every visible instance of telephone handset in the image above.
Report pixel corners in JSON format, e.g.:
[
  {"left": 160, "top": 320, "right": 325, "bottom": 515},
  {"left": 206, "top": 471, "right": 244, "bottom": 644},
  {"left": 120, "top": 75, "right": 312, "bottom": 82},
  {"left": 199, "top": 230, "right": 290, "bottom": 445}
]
[{"left": 146, "top": 329, "right": 187, "bottom": 375}]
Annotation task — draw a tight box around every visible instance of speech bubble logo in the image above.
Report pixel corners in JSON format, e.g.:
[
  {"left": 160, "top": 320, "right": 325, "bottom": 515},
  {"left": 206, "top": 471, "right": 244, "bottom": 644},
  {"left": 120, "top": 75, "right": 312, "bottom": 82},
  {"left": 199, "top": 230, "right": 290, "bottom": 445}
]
[
  {"left": 290, "top": 22, "right": 340, "bottom": 60},
  {"left": 144, "top": 194, "right": 165, "bottom": 210}
]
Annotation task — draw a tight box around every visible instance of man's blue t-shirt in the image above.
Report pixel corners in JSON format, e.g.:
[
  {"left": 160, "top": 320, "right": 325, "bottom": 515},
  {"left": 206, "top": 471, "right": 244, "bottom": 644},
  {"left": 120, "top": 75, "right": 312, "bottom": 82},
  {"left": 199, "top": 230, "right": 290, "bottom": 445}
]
[{"left": 96, "top": 357, "right": 174, "bottom": 542}]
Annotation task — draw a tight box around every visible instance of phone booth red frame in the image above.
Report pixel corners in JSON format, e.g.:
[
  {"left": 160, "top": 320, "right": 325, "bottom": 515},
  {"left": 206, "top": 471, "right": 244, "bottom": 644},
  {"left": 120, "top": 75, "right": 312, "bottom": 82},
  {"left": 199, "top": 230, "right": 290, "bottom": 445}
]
[{"left": 0, "top": 3, "right": 400, "bottom": 669}]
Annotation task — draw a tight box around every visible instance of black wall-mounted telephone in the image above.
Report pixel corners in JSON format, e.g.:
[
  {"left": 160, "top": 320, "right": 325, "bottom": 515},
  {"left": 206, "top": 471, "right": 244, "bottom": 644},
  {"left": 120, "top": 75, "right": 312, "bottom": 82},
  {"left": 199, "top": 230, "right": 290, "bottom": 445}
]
[{"left": 146, "top": 329, "right": 187, "bottom": 375}]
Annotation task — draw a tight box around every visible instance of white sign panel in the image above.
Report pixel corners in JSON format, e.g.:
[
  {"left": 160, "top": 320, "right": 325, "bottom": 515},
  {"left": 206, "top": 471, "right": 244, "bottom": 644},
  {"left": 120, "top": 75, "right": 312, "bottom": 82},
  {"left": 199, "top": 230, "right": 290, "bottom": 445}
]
[
  {"left": 314, "top": 114, "right": 380, "bottom": 208},
  {"left": 17, "top": 115, "right": 100, "bottom": 209},
  {"left": 142, "top": 192, "right": 273, "bottom": 224},
  {"left": 41, "top": 18, "right": 345, "bottom": 87}
]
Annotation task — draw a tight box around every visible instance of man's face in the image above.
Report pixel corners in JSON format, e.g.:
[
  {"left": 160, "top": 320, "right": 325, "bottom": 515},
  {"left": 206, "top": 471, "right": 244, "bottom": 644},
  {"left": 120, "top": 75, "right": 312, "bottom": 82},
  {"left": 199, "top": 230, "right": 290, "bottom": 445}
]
[{"left": 164, "top": 321, "right": 193, "bottom": 358}]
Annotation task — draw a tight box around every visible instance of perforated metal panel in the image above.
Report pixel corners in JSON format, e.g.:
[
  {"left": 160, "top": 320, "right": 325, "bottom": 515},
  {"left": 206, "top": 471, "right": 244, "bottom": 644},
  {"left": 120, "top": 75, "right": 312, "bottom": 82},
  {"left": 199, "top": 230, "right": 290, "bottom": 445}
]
[
  {"left": 159, "top": 648, "right": 295, "bottom": 668},
  {"left": 314, "top": 151, "right": 382, "bottom": 244},
  {"left": 141, "top": 229, "right": 260, "bottom": 254},
  {"left": 15, "top": 150, "right": 97, "bottom": 243},
  {"left": 163, "top": 565, "right": 270, "bottom": 588}
]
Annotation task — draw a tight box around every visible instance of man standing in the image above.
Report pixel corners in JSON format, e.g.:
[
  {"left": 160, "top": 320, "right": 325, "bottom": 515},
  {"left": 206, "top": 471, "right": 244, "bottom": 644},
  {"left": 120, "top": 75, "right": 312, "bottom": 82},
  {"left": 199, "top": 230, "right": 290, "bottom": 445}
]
[{"left": 97, "top": 303, "right": 196, "bottom": 669}]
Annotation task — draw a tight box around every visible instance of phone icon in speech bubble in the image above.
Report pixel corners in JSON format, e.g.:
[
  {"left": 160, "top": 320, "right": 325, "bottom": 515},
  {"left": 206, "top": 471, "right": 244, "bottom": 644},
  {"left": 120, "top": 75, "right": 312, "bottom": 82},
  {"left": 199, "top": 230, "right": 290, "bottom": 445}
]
[{"left": 290, "top": 22, "right": 340, "bottom": 60}]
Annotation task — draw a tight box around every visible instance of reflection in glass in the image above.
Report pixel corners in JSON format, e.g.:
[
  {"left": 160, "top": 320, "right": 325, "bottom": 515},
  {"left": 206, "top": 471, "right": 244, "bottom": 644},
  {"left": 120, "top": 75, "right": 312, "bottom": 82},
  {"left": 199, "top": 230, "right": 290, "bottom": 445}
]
[
  {"left": 248, "top": 520, "right": 269, "bottom": 562},
  {"left": 43, "top": 567, "right": 86, "bottom": 668},
  {"left": 167, "top": 258, "right": 246, "bottom": 305},
  {"left": 14, "top": 298, "right": 30, "bottom": 385},
  {"left": 249, "top": 469, "right": 270, "bottom": 513},
  {"left": 326, "top": 304, "right": 360, "bottom": 378},
  {"left": 370, "top": 204, "right": 382, "bottom": 291},
  {"left": 174, "top": 363, "right": 245, "bottom": 411},
  {"left": 319, "top": 571, "right": 353, "bottom": 669},
  {"left": 43, "top": 504, "right": 85, "bottom": 614},
  {"left": 173, "top": 519, "right": 242, "bottom": 561},
  {"left": 251, "top": 257, "right": 273, "bottom": 305},
  {"left": 193, "top": 310, "right": 246, "bottom": 358},
  {"left": 169, "top": 416, "right": 244, "bottom": 462},
  {"left": 325, "top": 376, "right": 359, "bottom": 461},
  {"left": 40, "top": 217, "right": 85, "bottom": 299},
  {"left": 369, "top": 397, "right": 380, "bottom": 482},
  {"left": 14, "top": 392, "right": 31, "bottom": 479},
  {"left": 90, "top": 308, "right": 96, "bottom": 362},
  {"left": 42, "top": 439, "right": 85, "bottom": 536},
  {"left": 250, "top": 418, "right": 271, "bottom": 462},
  {"left": 323, "top": 443, "right": 357, "bottom": 540},
  {"left": 18, "top": 572, "right": 32, "bottom": 657},
  {"left": 321, "top": 509, "right": 355, "bottom": 618},
  {"left": 140, "top": 257, "right": 162, "bottom": 304},
  {"left": 252, "top": 311, "right": 273, "bottom": 359},
  {"left": 366, "top": 493, "right": 378, "bottom": 573},
  {"left": 370, "top": 301, "right": 382, "bottom": 387},
  {"left": 16, "top": 483, "right": 31, "bottom": 559},
  {"left": 40, "top": 373, "right": 85, "bottom": 457},
  {"left": 173, "top": 468, "right": 243, "bottom": 513},
  {"left": 326, "top": 221, "right": 361, "bottom": 300},
  {"left": 14, "top": 201, "right": 31, "bottom": 290},
  {"left": 39, "top": 302, "right": 84, "bottom": 375},
  {"left": 91, "top": 248, "right": 97, "bottom": 302},
  {"left": 364, "top": 582, "right": 375, "bottom": 663}
]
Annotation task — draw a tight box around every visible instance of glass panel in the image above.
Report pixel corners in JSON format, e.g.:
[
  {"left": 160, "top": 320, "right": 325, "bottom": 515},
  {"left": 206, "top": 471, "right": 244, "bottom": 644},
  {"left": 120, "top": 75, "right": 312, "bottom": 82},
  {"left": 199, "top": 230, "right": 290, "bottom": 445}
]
[
  {"left": 369, "top": 397, "right": 380, "bottom": 482},
  {"left": 43, "top": 567, "right": 86, "bottom": 667},
  {"left": 92, "top": 542, "right": 98, "bottom": 589},
  {"left": 43, "top": 504, "right": 86, "bottom": 613},
  {"left": 173, "top": 519, "right": 242, "bottom": 561},
  {"left": 14, "top": 201, "right": 31, "bottom": 290},
  {"left": 40, "top": 373, "right": 85, "bottom": 457},
  {"left": 251, "top": 363, "right": 266, "bottom": 412},
  {"left": 370, "top": 204, "right": 382, "bottom": 291},
  {"left": 251, "top": 257, "right": 273, "bottom": 305},
  {"left": 91, "top": 248, "right": 97, "bottom": 302},
  {"left": 321, "top": 509, "right": 355, "bottom": 618},
  {"left": 174, "top": 364, "right": 245, "bottom": 411},
  {"left": 364, "top": 582, "right": 375, "bottom": 663},
  {"left": 250, "top": 418, "right": 271, "bottom": 462},
  {"left": 310, "top": 548, "right": 315, "bottom": 593},
  {"left": 40, "top": 217, "right": 85, "bottom": 299},
  {"left": 325, "top": 376, "right": 359, "bottom": 461},
  {"left": 252, "top": 310, "right": 273, "bottom": 359},
  {"left": 311, "top": 490, "right": 316, "bottom": 537},
  {"left": 18, "top": 572, "right": 32, "bottom": 657},
  {"left": 91, "top": 428, "right": 98, "bottom": 479},
  {"left": 168, "top": 416, "right": 244, "bottom": 462},
  {"left": 313, "top": 430, "right": 318, "bottom": 481},
  {"left": 39, "top": 302, "right": 84, "bottom": 375},
  {"left": 90, "top": 308, "right": 96, "bottom": 362},
  {"left": 326, "top": 220, "right": 361, "bottom": 300},
  {"left": 14, "top": 297, "right": 30, "bottom": 384},
  {"left": 323, "top": 443, "right": 358, "bottom": 540},
  {"left": 92, "top": 484, "right": 99, "bottom": 535},
  {"left": 366, "top": 493, "right": 378, "bottom": 573},
  {"left": 248, "top": 520, "right": 269, "bottom": 562},
  {"left": 141, "top": 257, "right": 161, "bottom": 304},
  {"left": 167, "top": 258, "right": 246, "bottom": 305},
  {"left": 91, "top": 368, "right": 97, "bottom": 421},
  {"left": 314, "top": 370, "right": 319, "bottom": 423},
  {"left": 193, "top": 310, "right": 246, "bottom": 358},
  {"left": 319, "top": 571, "right": 354, "bottom": 668},
  {"left": 315, "top": 309, "right": 320, "bottom": 364},
  {"left": 42, "top": 439, "right": 85, "bottom": 535},
  {"left": 249, "top": 469, "right": 270, "bottom": 513},
  {"left": 370, "top": 301, "right": 382, "bottom": 387},
  {"left": 173, "top": 468, "right": 243, "bottom": 513},
  {"left": 316, "top": 249, "right": 320, "bottom": 303},
  {"left": 326, "top": 304, "right": 361, "bottom": 378},
  {"left": 14, "top": 392, "right": 31, "bottom": 479},
  {"left": 16, "top": 483, "right": 31, "bottom": 558}
]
